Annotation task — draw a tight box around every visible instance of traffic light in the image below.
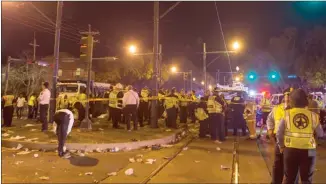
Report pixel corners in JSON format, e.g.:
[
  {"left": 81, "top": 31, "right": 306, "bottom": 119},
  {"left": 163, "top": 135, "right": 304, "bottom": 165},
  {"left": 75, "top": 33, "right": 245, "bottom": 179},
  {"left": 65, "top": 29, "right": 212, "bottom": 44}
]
[
  {"left": 80, "top": 35, "right": 94, "bottom": 62},
  {"left": 247, "top": 71, "right": 258, "bottom": 82},
  {"left": 268, "top": 71, "right": 280, "bottom": 82}
]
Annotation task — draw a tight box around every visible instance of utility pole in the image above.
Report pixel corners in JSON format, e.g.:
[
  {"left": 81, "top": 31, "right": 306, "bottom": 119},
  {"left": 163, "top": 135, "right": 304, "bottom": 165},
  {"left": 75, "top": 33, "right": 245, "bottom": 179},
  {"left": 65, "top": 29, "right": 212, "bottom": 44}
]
[
  {"left": 190, "top": 70, "right": 193, "bottom": 92},
  {"left": 49, "top": 1, "right": 63, "bottom": 125},
  {"left": 158, "top": 44, "right": 162, "bottom": 87},
  {"left": 150, "top": 1, "right": 159, "bottom": 129},
  {"left": 28, "top": 32, "right": 39, "bottom": 96},
  {"left": 80, "top": 24, "right": 99, "bottom": 130},
  {"left": 203, "top": 43, "right": 207, "bottom": 90},
  {"left": 4, "top": 57, "right": 11, "bottom": 95}
]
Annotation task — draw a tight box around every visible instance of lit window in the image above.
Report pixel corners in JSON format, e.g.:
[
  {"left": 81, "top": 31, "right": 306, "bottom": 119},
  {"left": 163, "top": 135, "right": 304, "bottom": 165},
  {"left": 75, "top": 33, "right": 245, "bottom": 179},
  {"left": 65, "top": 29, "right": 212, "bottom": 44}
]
[
  {"left": 76, "top": 68, "right": 81, "bottom": 76},
  {"left": 58, "top": 69, "right": 62, "bottom": 76}
]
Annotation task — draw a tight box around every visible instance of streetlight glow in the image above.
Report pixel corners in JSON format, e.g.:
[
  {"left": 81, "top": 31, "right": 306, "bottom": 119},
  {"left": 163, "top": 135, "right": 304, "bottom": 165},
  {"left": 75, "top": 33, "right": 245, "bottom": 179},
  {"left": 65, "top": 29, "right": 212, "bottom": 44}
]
[
  {"left": 235, "top": 77, "right": 240, "bottom": 81},
  {"left": 208, "top": 85, "right": 212, "bottom": 90},
  {"left": 201, "top": 81, "right": 205, "bottom": 85},
  {"left": 233, "top": 41, "right": 240, "bottom": 50},
  {"left": 128, "top": 45, "right": 137, "bottom": 54},
  {"left": 171, "top": 66, "right": 177, "bottom": 73},
  {"left": 236, "top": 66, "right": 240, "bottom": 71},
  {"left": 193, "top": 78, "right": 196, "bottom": 81}
]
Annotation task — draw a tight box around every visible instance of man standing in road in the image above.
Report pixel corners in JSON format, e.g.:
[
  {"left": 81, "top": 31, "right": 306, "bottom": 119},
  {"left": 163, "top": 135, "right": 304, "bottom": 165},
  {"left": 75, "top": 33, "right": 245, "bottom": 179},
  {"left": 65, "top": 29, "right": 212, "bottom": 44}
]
[
  {"left": 38, "top": 82, "right": 51, "bottom": 132},
  {"left": 123, "top": 85, "right": 140, "bottom": 131},
  {"left": 109, "top": 83, "right": 124, "bottom": 129},
  {"left": 207, "top": 88, "right": 225, "bottom": 142},
  {"left": 258, "top": 93, "right": 272, "bottom": 139},
  {"left": 28, "top": 93, "right": 37, "bottom": 119},
  {"left": 2, "top": 91, "right": 16, "bottom": 127}
]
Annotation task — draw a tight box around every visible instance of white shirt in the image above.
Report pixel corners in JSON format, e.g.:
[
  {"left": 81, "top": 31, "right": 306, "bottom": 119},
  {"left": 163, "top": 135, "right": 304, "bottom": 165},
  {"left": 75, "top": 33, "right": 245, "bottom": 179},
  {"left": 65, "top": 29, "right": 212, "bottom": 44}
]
[
  {"left": 17, "top": 97, "right": 26, "bottom": 107},
  {"left": 53, "top": 109, "right": 75, "bottom": 135},
  {"left": 38, "top": 88, "right": 51, "bottom": 105},
  {"left": 122, "top": 90, "right": 140, "bottom": 107}
]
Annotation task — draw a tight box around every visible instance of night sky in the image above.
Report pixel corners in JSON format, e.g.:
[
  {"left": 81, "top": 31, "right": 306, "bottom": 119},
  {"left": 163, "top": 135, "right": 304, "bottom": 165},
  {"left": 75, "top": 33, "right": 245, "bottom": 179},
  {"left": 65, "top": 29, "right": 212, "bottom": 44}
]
[{"left": 2, "top": 1, "right": 326, "bottom": 70}]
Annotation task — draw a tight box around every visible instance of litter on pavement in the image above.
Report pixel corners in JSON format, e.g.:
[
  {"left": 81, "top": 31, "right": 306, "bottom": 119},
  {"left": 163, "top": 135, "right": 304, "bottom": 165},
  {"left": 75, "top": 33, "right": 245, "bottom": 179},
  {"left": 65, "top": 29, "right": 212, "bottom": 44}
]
[
  {"left": 30, "top": 129, "right": 37, "bottom": 132},
  {"left": 194, "top": 160, "right": 200, "bottom": 163},
  {"left": 34, "top": 154, "right": 39, "bottom": 158},
  {"left": 95, "top": 148, "right": 102, "bottom": 153},
  {"left": 145, "top": 159, "right": 156, "bottom": 164},
  {"left": 216, "top": 147, "right": 221, "bottom": 151},
  {"left": 14, "top": 161, "right": 24, "bottom": 165},
  {"left": 2, "top": 133, "right": 10, "bottom": 137},
  {"left": 17, "top": 151, "right": 31, "bottom": 155},
  {"left": 136, "top": 154, "right": 143, "bottom": 158},
  {"left": 39, "top": 176, "right": 49, "bottom": 180},
  {"left": 85, "top": 172, "right": 93, "bottom": 176},
  {"left": 12, "top": 144, "right": 23, "bottom": 150},
  {"left": 182, "top": 147, "right": 189, "bottom": 151},
  {"left": 220, "top": 165, "right": 230, "bottom": 170},
  {"left": 24, "top": 124, "right": 35, "bottom": 127},
  {"left": 129, "top": 158, "right": 135, "bottom": 163},
  {"left": 50, "top": 140, "right": 58, "bottom": 143},
  {"left": 98, "top": 128, "right": 104, "bottom": 131},
  {"left": 125, "top": 168, "right": 134, "bottom": 175},
  {"left": 107, "top": 172, "right": 117, "bottom": 176},
  {"left": 136, "top": 158, "right": 143, "bottom": 162},
  {"left": 161, "top": 144, "right": 173, "bottom": 148},
  {"left": 10, "top": 136, "right": 26, "bottom": 140}
]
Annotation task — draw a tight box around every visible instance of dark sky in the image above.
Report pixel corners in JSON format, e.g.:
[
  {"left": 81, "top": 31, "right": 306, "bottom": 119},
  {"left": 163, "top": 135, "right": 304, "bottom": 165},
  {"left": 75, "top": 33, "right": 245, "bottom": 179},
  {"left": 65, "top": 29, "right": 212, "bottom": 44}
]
[{"left": 2, "top": 1, "right": 326, "bottom": 67}]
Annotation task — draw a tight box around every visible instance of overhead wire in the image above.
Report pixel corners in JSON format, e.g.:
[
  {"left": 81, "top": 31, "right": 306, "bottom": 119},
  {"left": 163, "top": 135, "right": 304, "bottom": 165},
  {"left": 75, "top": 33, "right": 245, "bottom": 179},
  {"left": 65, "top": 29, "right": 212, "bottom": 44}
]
[
  {"left": 3, "top": 16, "right": 80, "bottom": 43},
  {"left": 160, "top": 2, "right": 182, "bottom": 19},
  {"left": 214, "top": 1, "right": 233, "bottom": 79}
]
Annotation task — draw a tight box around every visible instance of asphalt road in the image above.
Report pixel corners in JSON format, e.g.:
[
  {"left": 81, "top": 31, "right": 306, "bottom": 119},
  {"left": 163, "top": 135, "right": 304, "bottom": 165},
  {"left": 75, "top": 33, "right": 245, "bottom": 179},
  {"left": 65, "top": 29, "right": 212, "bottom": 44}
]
[{"left": 2, "top": 133, "right": 326, "bottom": 183}]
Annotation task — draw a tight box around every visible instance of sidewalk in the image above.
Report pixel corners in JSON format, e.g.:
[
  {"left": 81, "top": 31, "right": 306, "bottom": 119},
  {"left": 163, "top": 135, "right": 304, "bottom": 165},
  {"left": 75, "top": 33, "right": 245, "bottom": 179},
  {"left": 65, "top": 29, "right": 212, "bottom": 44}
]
[{"left": 2, "top": 117, "right": 188, "bottom": 151}]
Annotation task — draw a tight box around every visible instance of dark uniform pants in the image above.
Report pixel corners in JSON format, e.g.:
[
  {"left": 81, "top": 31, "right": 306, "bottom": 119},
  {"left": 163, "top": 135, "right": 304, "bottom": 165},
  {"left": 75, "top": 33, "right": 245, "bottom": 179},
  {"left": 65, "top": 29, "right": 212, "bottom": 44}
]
[
  {"left": 262, "top": 111, "right": 270, "bottom": 125},
  {"left": 3, "top": 105, "right": 14, "bottom": 127},
  {"left": 188, "top": 103, "right": 196, "bottom": 123},
  {"left": 199, "top": 119, "right": 209, "bottom": 138},
  {"left": 283, "top": 148, "right": 315, "bottom": 184},
  {"left": 123, "top": 104, "right": 138, "bottom": 130},
  {"left": 158, "top": 101, "right": 164, "bottom": 118},
  {"left": 40, "top": 104, "right": 49, "bottom": 131},
  {"left": 54, "top": 112, "right": 70, "bottom": 157},
  {"left": 28, "top": 105, "right": 36, "bottom": 119},
  {"left": 179, "top": 106, "right": 187, "bottom": 124},
  {"left": 166, "top": 107, "right": 177, "bottom": 128},
  {"left": 16, "top": 107, "right": 23, "bottom": 119},
  {"left": 138, "top": 101, "right": 149, "bottom": 126},
  {"left": 272, "top": 140, "right": 284, "bottom": 184},
  {"left": 112, "top": 108, "right": 122, "bottom": 128},
  {"left": 209, "top": 113, "right": 225, "bottom": 141}
]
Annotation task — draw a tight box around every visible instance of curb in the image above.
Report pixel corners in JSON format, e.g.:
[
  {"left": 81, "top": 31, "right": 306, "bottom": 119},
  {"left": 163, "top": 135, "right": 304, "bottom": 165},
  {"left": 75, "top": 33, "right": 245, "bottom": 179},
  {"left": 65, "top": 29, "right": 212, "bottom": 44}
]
[{"left": 2, "top": 129, "right": 187, "bottom": 152}]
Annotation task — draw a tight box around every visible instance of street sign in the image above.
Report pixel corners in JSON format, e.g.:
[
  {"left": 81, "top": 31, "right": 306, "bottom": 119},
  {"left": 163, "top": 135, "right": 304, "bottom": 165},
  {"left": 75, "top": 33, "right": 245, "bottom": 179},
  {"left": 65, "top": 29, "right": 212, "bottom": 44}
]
[{"left": 288, "top": 75, "right": 297, "bottom": 79}]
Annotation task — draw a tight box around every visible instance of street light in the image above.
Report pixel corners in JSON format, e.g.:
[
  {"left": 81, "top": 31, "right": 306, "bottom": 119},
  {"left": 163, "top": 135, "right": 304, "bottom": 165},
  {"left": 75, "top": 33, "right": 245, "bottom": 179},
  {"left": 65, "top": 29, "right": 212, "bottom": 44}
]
[
  {"left": 235, "top": 77, "right": 240, "bottom": 81},
  {"left": 193, "top": 77, "right": 196, "bottom": 81},
  {"left": 128, "top": 45, "right": 137, "bottom": 54},
  {"left": 208, "top": 85, "right": 212, "bottom": 90},
  {"left": 233, "top": 41, "right": 240, "bottom": 50},
  {"left": 201, "top": 81, "right": 205, "bottom": 85},
  {"left": 236, "top": 66, "right": 240, "bottom": 71},
  {"left": 171, "top": 66, "right": 177, "bottom": 73}
]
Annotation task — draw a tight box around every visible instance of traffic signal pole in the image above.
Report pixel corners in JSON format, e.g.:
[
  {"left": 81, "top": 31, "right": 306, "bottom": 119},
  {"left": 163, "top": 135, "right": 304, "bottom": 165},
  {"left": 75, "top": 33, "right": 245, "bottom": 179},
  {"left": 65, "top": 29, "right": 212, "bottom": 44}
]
[
  {"left": 203, "top": 43, "right": 207, "bottom": 90},
  {"left": 49, "top": 1, "right": 63, "bottom": 125}
]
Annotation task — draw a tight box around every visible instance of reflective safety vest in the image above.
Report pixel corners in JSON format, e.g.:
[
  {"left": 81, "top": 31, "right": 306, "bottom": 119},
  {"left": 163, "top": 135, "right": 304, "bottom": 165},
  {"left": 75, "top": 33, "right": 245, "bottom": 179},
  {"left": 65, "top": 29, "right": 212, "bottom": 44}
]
[
  {"left": 58, "top": 98, "right": 69, "bottom": 109},
  {"left": 207, "top": 96, "right": 222, "bottom": 114},
  {"left": 3, "top": 95, "right": 15, "bottom": 107},
  {"left": 109, "top": 90, "right": 122, "bottom": 109},
  {"left": 260, "top": 98, "right": 272, "bottom": 112},
  {"left": 273, "top": 104, "right": 286, "bottom": 134},
  {"left": 165, "top": 96, "right": 178, "bottom": 109},
  {"left": 191, "top": 94, "right": 197, "bottom": 102},
  {"left": 78, "top": 93, "right": 87, "bottom": 107},
  {"left": 195, "top": 108, "right": 209, "bottom": 121},
  {"left": 158, "top": 93, "right": 165, "bottom": 102},
  {"left": 244, "top": 102, "right": 256, "bottom": 121},
  {"left": 141, "top": 89, "right": 149, "bottom": 102},
  {"left": 179, "top": 95, "right": 188, "bottom": 107},
  {"left": 28, "top": 96, "right": 36, "bottom": 106},
  {"left": 284, "top": 108, "right": 319, "bottom": 149}
]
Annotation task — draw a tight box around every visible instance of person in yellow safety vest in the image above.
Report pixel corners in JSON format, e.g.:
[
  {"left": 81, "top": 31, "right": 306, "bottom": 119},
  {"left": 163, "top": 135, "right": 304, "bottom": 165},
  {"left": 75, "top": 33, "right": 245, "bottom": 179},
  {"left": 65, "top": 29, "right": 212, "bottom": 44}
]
[
  {"left": 165, "top": 87, "right": 179, "bottom": 129},
  {"left": 104, "top": 86, "right": 113, "bottom": 121},
  {"left": 197, "top": 90, "right": 210, "bottom": 138},
  {"left": 258, "top": 93, "right": 272, "bottom": 139},
  {"left": 158, "top": 88, "right": 165, "bottom": 119},
  {"left": 139, "top": 86, "right": 150, "bottom": 127},
  {"left": 109, "top": 83, "right": 124, "bottom": 129},
  {"left": 276, "top": 89, "right": 324, "bottom": 184},
  {"left": 207, "top": 89, "right": 225, "bottom": 142},
  {"left": 78, "top": 88, "right": 87, "bottom": 108},
  {"left": 2, "top": 91, "right": 16, "bottom": 127},
  {"left": 266, "top": 88, "right": 294, "bottom": 184},
  {"left": 188, "top": 90, "right": 197, "bottom": 123},
  {"left": 28, "top": 93, "right": 37, "bottom": 119},
  {"left": 179, "top": 89, "right": 189, "bottom": 124},
  {"left": 244, "top": 99, "right": 257, "bottom": 140},
  {"left": 58, "top": 95, "right": 69, "bottom": 110}
]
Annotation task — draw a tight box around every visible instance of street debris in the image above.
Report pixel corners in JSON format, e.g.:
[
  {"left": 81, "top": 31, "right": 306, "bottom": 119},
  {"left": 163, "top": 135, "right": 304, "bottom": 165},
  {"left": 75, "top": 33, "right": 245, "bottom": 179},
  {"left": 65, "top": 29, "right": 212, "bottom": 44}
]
[
  {"left": 163, "top": 156, "right": 171, "bottom": 160},
  {"left": 78, "top": 173, "right": 82, "bottom": 176},
  {"left": 214, "top": 140, "right": 222, "bottom": 144},
  {"left": 35, "top": 172, "right": 38, "bottom": 176},
  {"left": 129, "top": 158, "right": 135, "bottom": 163},
  {"left": 7, "top": 130, "right": 14, "bottom": 134},
  {"left": 161, "top": 144, "right": 173, "bottom": 148},
  {"left": 220, "top": 165, "right": 230, "bottom": 170},
  {"left": 182, "top": 147, "right": 188, "bottom": 151},
  {"left": 98, "top": 114, "right": 108, "bottom": 119},
  {"left": 30, "top": 129, "right": 37, "bottom": 132},
  {"left": 95, "top": 148, "right": 102, "bottom": 153},
  {"left": 17, "top": 150, "right": 31, "bottom": 155},
  {"left": 151, "top": 145, "right": 161, "bottom": 150},
  {"left": 178, "top": 153, "right": 184, "bottom": 156},
  {"left": 10, "top": 136, "right": 26, "bottom": 140},
  {"left": 25, "top": 138, "right": 39, "bottom": 142},
  {"left": 77, "top": 152, "right": 85, "bottom": 157},
  {"left": 98, "top": 128, "right": 104, "bottom": 131},
  {"left": 110, "top": 147, "right": 120, "bottom": 152},
  {"left": 145, "top": 159, "right": 156, "bottom": 164},
  {"left": 107, "top": 172, "right": 117, "bottom": 176},
  {"left": 39, "top": 176, "right": 49, "bottom": 180},
  {"left": 69, "top": 150, "right": 77, "bottom": 153},
  {"left": 194, "top": 160, "right": 200, "bottom": 163},
  {"left": 93, "top": 179, "right": 99, "bottom": 183},
  {"left": 124, "top": 168, "right": 134, "bottom": 176},
  {"left": 12, "top": 144, "right": 23, "bottom": 150},
  {"left": 14, "top": 161, "right": 24, "bottom": 165},
  {"left": 165, "top": 129, "right": 172, "bottom": 132},
  {"left": 131, "top": 138, "right": 138, "bottom": 142},
  {"left": 24, "top": 124, "right": 35, "bottom": 127},
  {"left": 181, "top": 131, "right": 186, "bottom": 136},
  {"left": 2, "top": 133, "right": 10, "bottom": 137},
  {"left": 50, "top": 140, "right": 58, "bottom": 143},
  {"left": 136, "top": 158, "right": 143, "bottom": 162},
  {"left": 136, "top": 154, "right": 143, "bottom": 158},
  {"left": 34, "top": 154, "right": 39, "bottom": 158},
  {"left": 216, "top": 147, "right": 221, "bottom": 151},
  {"left": 85, "top": 172, "right": 93, "bottom": 176}
]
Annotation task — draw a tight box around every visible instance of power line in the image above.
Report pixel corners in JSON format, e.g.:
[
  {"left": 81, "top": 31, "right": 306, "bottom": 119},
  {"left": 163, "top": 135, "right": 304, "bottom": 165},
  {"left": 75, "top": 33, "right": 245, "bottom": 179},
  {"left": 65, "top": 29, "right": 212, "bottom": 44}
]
[
  {"left": 160, "top": 2, "right": 182, "bottom": 19},
  {"left": 3, "top": 16, "right": 79, "bottom": 43},
  {"left": 214, "top": 2, "right": 233, "bottom": 79}
]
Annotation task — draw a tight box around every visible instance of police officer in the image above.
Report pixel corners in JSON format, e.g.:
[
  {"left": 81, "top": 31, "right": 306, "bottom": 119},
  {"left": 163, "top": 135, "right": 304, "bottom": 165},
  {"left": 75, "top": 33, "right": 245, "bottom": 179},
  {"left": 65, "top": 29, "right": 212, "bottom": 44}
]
[
  {"left": 207, "top": 89, "right": 225, "bottom": 142},
  {"left": 58, "top": 95, "right": 69, "bottom": 110},
  {"left": 276, "top": 89, "right": 324, "bottom": 184},
  {"left": 165, "top": 87, "right": 179, "bottom": 129},
  {"left": 2, "top": 91, "right": 15, "bottom": 127},
  {"left": 109, "top": 83, "right": 124, "bottom": 129},
  {"left": 230, "top": 92, "right": 246, "bottom": 136},
  {"left": 179, "top": 89, "right": 188, "bottom": 124},
  {"left": 188, "top": 90, "right": 197, "bottom": 123},
  {"left": 196, "top": 90, "right": 210, "bottom": 138},
  {"left": 104, "top": 86, "right": 113, "bottom": 121},
  {"left": 244, "top": 99, "right": 257, "bottom": 140},
  {"left": 267, "top": 89, "right": 291, "bottom": 184},
  {"left": 258, "top": 93, "right": 272, "bottom": 139},
  {"left": 78, "top": 88, "right": 87, "bottom": 113},
  {"left": 28, "top": 93, "right": 37, "bottom": 119},
  {"left": 139, "top": 86, "right": 150, "bottom": 127},
  {"left": 158, "top": 88, "right": 165, "bottom": 119}
]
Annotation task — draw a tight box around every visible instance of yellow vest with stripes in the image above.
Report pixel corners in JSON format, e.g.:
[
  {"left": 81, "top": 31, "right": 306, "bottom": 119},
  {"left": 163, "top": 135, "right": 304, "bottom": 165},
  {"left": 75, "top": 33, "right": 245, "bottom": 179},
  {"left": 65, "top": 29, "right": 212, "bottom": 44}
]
[
  {"left": 284, "top": 108, "right": 318, "bottom": 149},
  {"left": 3, "top": 95, "right": 15, "bottom": 107},
  {"left": 141, "top": 89, "right": 149, "bottom": 102},
  {"left": 207, "top": 96, "right": 222, "bottom": 114},
  {"left": 273, "top": 104, "right": 285, "bottom": 134},
  {"left": 28, "top": 96, "right": 36, "bottom": 106}
]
